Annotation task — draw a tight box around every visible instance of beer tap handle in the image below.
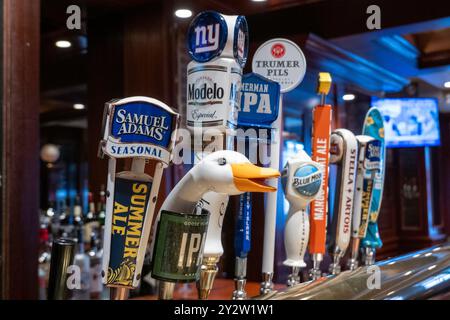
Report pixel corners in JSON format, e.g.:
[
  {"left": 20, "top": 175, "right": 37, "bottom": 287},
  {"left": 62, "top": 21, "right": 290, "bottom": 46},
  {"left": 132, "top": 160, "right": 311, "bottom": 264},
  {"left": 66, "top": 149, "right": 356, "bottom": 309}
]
[
  {"left": 309, "top": 72, "right": 332, "bottom": 280},
  {"left": 360, "top": 107, "right": 386, "bottom": 266},
  {"left": 232, "top": 192, "right": 252, "bottom": 300},
  {"left": 328, "top": 129, "right": 358, "bottom": 275},
  {"left": 283, "top": 152, "right": 322, "bottom": 286},
  {"left": 284, "top": 208, "right": 309, "bottom": 286},
  {"left": 348, "top": 135, "right": 380, "bottom": 270},
  {"left": 197, "top": 192, "right": 229, "bottom": 300}
]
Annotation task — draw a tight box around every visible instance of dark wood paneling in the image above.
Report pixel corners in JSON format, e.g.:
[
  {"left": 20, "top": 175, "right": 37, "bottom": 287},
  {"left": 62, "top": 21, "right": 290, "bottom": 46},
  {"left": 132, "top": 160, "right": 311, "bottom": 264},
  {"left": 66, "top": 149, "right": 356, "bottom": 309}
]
[
  {"left": 87, "top": 14, "right": 124, "bottom": 202},
  {"left": 123, "top": 1, "right": 175, "bottom": 104},
  {"left": 2, "top": 0, "right": 40, "bottom": 299}
]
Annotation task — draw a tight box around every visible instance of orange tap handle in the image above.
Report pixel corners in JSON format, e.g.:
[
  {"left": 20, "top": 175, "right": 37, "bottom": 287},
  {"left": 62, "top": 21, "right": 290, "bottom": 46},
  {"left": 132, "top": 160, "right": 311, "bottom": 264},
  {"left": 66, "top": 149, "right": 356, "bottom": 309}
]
[{"left": 309, "top": 104, "right": 332, "bottom": 254}]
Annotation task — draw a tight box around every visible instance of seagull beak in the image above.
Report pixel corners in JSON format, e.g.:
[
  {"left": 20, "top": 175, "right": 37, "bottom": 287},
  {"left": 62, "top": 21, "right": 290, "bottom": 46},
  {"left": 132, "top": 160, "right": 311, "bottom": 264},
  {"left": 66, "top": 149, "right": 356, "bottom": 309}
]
[{"left": 231, "top": 163, "right": 280, "bottom": 193}]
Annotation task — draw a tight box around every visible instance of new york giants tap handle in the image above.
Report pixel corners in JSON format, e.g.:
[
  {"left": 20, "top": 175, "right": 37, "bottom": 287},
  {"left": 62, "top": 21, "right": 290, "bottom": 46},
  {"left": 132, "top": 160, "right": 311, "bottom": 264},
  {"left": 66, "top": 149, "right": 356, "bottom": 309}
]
[
  {"left": 98, "top": 97, "right": 179, "bottom": 300},
  {"left": 152, "top": 11, "right": 249, "bottom": 300}
]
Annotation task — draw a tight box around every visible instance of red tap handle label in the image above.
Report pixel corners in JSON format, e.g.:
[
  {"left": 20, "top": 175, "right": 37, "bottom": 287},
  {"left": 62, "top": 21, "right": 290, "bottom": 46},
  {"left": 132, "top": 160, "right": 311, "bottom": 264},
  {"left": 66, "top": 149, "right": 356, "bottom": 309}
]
[{"left": 309, "top": 104, "right": 332, "bottom": 254}]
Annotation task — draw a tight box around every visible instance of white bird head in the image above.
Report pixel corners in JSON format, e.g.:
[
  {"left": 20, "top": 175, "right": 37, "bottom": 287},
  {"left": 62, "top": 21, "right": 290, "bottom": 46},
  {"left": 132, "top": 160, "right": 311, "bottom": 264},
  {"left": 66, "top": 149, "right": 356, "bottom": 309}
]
[{"left": 191, "top": 150, "right": 280, "bottom": 196}]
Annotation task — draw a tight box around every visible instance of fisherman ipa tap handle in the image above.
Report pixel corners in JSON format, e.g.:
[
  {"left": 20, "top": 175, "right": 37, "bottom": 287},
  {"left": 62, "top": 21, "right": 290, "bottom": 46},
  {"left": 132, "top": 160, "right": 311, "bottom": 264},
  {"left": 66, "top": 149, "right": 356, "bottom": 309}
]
[
  {"left": 233, "top": 73, "right": 281, "bottom": 299},
  {"left": 283, "top": 151, "right": 322, "bottom": 286}
]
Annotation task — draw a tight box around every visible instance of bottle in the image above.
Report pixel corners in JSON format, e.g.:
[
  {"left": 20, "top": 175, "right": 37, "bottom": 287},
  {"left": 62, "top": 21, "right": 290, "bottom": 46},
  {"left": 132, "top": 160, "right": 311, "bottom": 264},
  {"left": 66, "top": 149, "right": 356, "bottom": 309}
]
[
  {"left": 88, "top": 232, "right": 103, "bottom": 299},
  {"left": 73, "top": 195, "right": 83, "bottom": 228},
  {"left": 59, "top": 197, "right": 73, "bottom": 237},
  {"left": 38, "top": 225, "right": 52, "bottom": 300},
  {"left": 58, "top": 199, "right": 68, "bottom": 227},
  {"left": 86, "top": 192, "right": 96, "bottom": 221},
  {"left": 83, "top": 192, "right": 99, "bottom": 246},
  {"left": 97, "top": 186, "right": 106, "bottom": 227},
  {"left": 71, "top": 228, "right": 91, "bottom": 300}
]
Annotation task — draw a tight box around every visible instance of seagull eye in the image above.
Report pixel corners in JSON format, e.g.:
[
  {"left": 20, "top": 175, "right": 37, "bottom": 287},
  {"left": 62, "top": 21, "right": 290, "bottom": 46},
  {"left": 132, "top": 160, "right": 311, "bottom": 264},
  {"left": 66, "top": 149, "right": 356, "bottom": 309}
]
[{"left": 218, "top": 158, "right": 227, "bottom": 166}]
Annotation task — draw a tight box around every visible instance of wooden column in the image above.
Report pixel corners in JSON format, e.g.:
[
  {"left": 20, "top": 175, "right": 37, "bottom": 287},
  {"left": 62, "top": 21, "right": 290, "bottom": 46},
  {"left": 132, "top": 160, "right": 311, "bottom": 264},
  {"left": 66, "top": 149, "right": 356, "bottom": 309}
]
[{"left": 1, "top": 0, "right": 40, "bottom": 299}]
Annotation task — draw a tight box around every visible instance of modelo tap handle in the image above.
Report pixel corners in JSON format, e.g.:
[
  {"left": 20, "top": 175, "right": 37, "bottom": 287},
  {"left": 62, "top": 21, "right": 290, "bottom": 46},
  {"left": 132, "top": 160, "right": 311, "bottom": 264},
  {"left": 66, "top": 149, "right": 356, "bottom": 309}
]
[
  {"left": 185, "top": 10, "right": 250, "bottom": 300},
  {"left": 328, "top": 129, "right": 358, "bottom": 275},
  {"left": 283, "top": 150, "right": 322, "bottom": 286}
]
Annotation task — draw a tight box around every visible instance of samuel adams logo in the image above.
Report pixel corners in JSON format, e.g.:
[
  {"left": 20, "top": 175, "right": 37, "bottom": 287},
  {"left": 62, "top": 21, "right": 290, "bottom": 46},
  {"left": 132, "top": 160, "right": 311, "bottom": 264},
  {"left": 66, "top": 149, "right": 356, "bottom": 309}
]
[
  {"left": 292, "top": 164, "right": 322, "bottom": 197},
  {"left": 111, "top": 105, "right": 172, "bottom": 146},
  {"left": 102, "top": 98, "right": 179, "bottom": 165},
  {"left": 187, "top": 11, "right": 228, "bottom": 63}
]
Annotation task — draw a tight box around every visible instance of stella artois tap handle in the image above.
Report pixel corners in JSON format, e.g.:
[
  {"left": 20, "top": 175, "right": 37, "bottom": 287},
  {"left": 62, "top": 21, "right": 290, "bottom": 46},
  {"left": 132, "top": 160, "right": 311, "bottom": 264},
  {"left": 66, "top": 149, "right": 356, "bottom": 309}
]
[
  {"left": 282, "top": 151, "right": 322, "bottom": 286},
  {"left": 347, "top": 135, "right": 380, "bottom": 271},
  {"left": 309, "top": 72, "right": 332, "bottom": 280},
  {"left": 98, "top": 96, "right": 179, "bottom": 300},
  {"left": 328, "top": 129, "right": 358, "bottom": 275}
]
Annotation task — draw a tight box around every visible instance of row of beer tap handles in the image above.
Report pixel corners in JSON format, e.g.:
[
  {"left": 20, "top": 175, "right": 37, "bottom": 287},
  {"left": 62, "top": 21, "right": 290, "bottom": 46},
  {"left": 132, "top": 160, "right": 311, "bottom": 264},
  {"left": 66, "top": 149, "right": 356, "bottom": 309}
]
[
  {"left": 91, "top": 10, "right": 385, "bottom": 301},
  {"left": 282, "top": 76, "right": 384, "bottom": 288}
]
